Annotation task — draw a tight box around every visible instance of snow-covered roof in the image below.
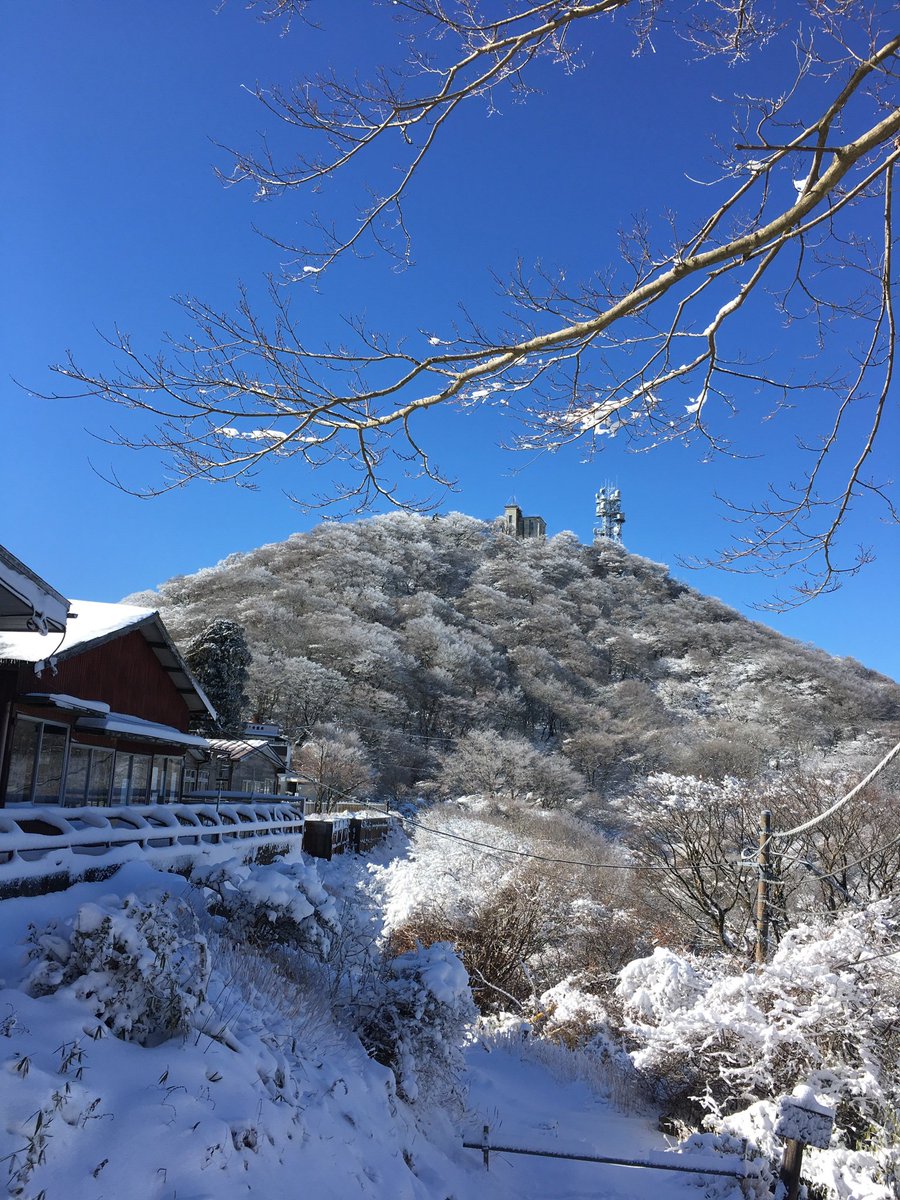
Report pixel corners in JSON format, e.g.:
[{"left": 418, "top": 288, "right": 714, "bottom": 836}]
[
  {"left": 0, "top": 544, "right": 69, "bottom": 635},
  {"left": 76, "top": 712, "right": 210, "bottom": 750},
  {"left": 0, "top": 599, "right": 154, "bottom": 662},
  {"left": 208, "top": 738, "right": 285, "bottom": 766},
  {"left": 22, "top": 693, "right": 111, "bottom": 716},
  {"left": 0, "top": 600, "right": 217, "bottom": 721}
]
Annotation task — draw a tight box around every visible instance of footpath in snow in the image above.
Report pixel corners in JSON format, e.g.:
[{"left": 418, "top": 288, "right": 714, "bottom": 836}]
[
  {"left": 462, "top": 1040, "right": 740, "bottom": 1200},
  {"left": 0, "top": 848, "right": 748, "bottom": 1200}
]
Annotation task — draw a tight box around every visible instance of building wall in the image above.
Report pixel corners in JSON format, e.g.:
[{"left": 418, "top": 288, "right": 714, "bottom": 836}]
[
  {"left": 500, "top": 506, "right": 546, "bottom": 539},
  {"left": 16, "top": 630, "right": 192, "bottom": 730}
]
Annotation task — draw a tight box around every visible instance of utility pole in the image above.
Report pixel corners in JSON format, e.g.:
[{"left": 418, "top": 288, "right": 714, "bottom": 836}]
[{"left": 755, "top": 809, "right": 771, "bottom": 965}]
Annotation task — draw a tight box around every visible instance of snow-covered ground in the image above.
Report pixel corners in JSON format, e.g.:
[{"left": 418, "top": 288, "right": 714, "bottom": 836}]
[
  {"left": 462, "top": 1039, "right": 744, "bottom": 1200},
  {"left": 0, "top": 853, "right": 739, "bottom": 1200}
]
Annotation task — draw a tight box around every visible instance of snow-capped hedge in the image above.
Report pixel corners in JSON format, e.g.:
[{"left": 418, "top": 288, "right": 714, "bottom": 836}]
[
  {"left": 192, "top": 855, "right": 340, "bottom": 958},
  {"left": 363, "top": 941, "right": 476, "bottom": 1106}
]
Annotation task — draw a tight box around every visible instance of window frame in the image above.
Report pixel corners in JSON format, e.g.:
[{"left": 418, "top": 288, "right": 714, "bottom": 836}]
[{"left": 6, "top": 716, "right": 70, "bottom": 805}]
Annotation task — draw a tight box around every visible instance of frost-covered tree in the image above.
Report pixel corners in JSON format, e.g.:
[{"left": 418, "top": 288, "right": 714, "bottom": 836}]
[
  {"left": 295, "top": 723, "right": 373, "bottom": 812},
  {"left": 614, "top": 900, "right": 900, "bottom": 1197},
  {"left": 623, "top": 768, "right": 900, "bottom": 953},
  {"left": 136, "top": 514, "right": 898, "bottom": 800},
  {"left": 185, "top": 617, "right": 252, "bottom": 735},
  {"left": 436, "top": 729, "right": 586, "bottom": 809}
]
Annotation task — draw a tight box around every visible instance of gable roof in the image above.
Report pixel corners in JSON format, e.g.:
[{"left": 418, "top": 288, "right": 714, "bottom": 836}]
[{"left": 0, "top": 600, "right": 217, "bottom": 722}]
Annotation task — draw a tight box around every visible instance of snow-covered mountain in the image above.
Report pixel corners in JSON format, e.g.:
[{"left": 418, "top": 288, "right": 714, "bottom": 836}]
[{"left": 128, "top": 512, "right": 899, "bottom": 799}]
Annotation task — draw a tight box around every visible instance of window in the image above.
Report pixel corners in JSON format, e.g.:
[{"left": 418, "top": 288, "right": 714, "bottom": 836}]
[
  {"left": 149, "top": 758, "right": 163, "bottom": 803},
  {"left": 5, "top": 718, "right": 69, "bottom": 805},
  {"left": 112, "top": 753, "right": 132, "bottom": 806},
  {"left": 86, "top": 749, "right": 113, "bottom": 806},
  {"left": 162, "top": 757, "right": 182, "bottom": 802},
  {"left": 148, "top": 756, "right": 183, "bottom": 804},
  {"left": 5, "top": 719, "right": 40, "bottom": 803},
  {"left": 33, "top": 725, "right": 67, "bottom": 805},
  {"left": 64, "top": 745, "right": 91, "bottom": 806},
  {"left": 130, "top": 755, "right": 150, "bottom": 804},
  {"left": 107, "top": 753, "right": 153, "bottom": 805}
]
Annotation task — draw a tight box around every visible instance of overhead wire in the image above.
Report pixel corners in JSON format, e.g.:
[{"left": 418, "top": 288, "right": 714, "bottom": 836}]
[
  {"left": 292, "top": 768, "right": 736, "bottom": 874},
  {"left": 835, "top": 945, "right": 900, "bottom": 972},
  {"left": 289, "top": 740, "right": 900, "bottom": 881},
  {"left": 788, "top": 830, "right": 900, "bottom": 885},
  {"left": 401, "top": 813, "right": 679, "bottom": 871}
]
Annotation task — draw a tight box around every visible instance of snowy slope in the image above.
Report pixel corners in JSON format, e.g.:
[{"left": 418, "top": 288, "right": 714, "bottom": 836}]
[{"left": 0, "top": 857, "right": 737, "bottom": 1200}]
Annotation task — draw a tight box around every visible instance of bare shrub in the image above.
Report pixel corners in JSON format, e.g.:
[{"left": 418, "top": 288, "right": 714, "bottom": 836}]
[{"left": 390, "top": 873, "right": 555, "bottom": 1013}]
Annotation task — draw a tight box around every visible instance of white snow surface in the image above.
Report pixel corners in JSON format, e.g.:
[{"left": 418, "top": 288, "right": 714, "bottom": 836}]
[
  {"left": 20, "top": 694, "right": 111, "bottom": 714},
  {"left": 0, "top": 851, "right": 713, "bottom": 1200},
  {"left": 2, "top": 819, "right": 893, "bottom": 1198},
  {"left": 0, "top": 599, "right": 154, "bottom": 662}
]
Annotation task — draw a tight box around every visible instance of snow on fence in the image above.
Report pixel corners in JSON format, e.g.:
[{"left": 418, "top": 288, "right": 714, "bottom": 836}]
[
  {"left": 464, "top": 1125, "right": 759, "bottom": 1181},
  {"left": 0, "top": 801, "right": 305, "bottom": 889}
]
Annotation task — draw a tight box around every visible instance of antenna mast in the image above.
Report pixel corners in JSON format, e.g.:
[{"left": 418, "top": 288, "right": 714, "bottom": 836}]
[{"left": 594, "top": 485, "right": 626, "bottom": 544}]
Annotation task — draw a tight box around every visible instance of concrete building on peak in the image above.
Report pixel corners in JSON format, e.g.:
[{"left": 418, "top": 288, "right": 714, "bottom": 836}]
[{"left": 499, "top": 504, "right": 546, "bottom": 540}]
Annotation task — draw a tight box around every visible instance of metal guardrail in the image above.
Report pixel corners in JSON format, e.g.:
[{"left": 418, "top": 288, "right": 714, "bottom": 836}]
[
  {"left": 464, "top": 1125, "right": 756, "bottom": 1180},
  {"left": 0, "top": 800, "right": 305, "bottom": 869}
]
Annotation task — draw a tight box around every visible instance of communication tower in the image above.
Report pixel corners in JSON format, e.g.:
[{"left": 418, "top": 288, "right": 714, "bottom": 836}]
[{"left": 594, "top": 485, "right": 625, "bottom": 544}]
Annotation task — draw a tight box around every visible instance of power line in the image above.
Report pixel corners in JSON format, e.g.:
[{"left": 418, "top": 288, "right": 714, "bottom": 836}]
[
  {"left": 835, "top": 945, "right": 900, "bottom": 972},
  {"left": 289, "top": 761, "right": 900, "bottom": 883},
  {"left": 788, "top": 831, "right": 900, "bottom": 885},
  {"left": 400, "top": 814, "right": 687, "bottom": 872},
  {"left": 296, "top": 771, "right": 787, "bottom": 876},
  {"left": 771, "top": 739, "right": 900, "bottom": 840}
]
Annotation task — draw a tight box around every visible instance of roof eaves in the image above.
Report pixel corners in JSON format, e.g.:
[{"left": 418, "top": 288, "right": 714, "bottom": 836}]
[{"left": 139, "top": 615, "right": 218, "bottom": 721}]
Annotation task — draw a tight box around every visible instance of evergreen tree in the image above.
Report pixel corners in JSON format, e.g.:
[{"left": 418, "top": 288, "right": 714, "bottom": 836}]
[{"left": 185, "top": 618, "right": 251, "bottom": 735}]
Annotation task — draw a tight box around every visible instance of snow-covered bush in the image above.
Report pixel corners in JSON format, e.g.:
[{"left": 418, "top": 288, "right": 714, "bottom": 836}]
[
  {"left": 27, "top": 893, "right": 209, "bottom": 1046},
  {"left": 533, "top": 978, "right": 614, "bottom": 1048},
  {"left": 192, "top": 855, "right": 340, "bottom": 959},
  {"left": 613, "top": 900, "right": 900, "bottom": 1197},
  {"left": 389, "top": 874, "right": 558, "bottom": 1014},
  {"left": 434, "top": 729, "right": 586, "bottom": 808},
  {"left": 362, "top": 941, "right": 476, "bottom": 1107}
]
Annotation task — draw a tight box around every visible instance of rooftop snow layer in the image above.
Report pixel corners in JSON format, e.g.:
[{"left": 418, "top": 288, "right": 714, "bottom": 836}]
[{"left": 0, "top": 599, "right": 155, "bottom": 662}]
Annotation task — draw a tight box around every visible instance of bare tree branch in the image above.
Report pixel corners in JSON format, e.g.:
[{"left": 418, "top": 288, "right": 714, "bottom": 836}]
[{"left": 47, "top": 2, "right": 900, "bottom": 601}]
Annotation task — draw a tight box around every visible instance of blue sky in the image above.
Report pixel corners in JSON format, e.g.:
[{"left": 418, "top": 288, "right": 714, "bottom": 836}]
[{"left": 2, "top": 2, "right": 898, "bottom": 680}]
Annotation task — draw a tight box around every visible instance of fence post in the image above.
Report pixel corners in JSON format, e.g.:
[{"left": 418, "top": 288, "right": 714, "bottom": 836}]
[
  {"left": 779, "top": 1137, "right": 804, "bottom": 1200},
  {"left": 482, "top": 1124, "right": 490, "bottom": 1170}
]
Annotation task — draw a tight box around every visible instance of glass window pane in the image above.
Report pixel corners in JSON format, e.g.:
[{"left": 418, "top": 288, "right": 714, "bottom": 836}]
[
  {"left": 64, "top": 744, "right": 91, "bottom": 806},
  {"left": 130, "top": 755, "right": 150, "bottom": 804},
  {"left": 33, "top": 725, "right": 67, "bottom": 805},
  {"left": 164, "top": 757, "right": 182, "bottom": 802},
  {"left": 149, "top": 758, "right": 163, "bottom": 804},
  {"left": 112, "top": 754, "right": 131, "bottom": 806},
  {"left": 86, "top": 749, "right": 113, "bottom": 806},
  {"left": 5, "top": 720, "right": 40, "bottom": 803}
]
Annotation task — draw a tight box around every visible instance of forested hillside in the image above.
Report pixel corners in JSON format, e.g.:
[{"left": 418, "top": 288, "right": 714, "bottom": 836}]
[
  {"left": 128, "top": 512, "right": 899, "bottom": 805},
  {"left": 29, "top": 515, "right": 896, "bottom": 1197}
]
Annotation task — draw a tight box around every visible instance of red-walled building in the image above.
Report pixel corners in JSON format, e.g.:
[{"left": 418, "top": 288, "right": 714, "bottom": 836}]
[{"left": 0, "top": 599, "right": 215, "bottom": 808}]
